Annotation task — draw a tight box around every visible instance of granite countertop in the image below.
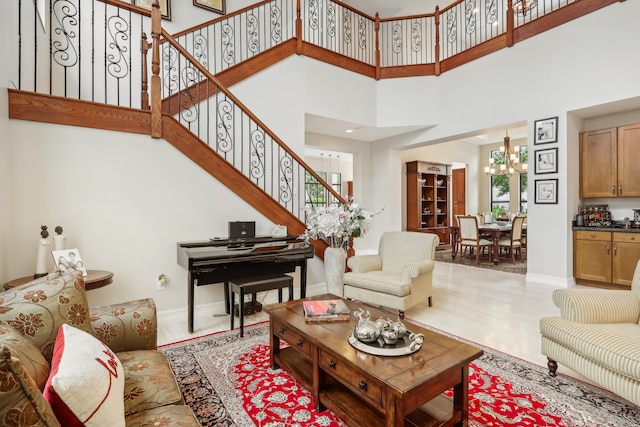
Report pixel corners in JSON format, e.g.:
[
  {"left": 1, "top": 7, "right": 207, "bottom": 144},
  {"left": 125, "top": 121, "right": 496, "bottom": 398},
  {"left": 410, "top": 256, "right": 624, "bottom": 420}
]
[{"left": 573, "top": 225, "right": 640, "bottom": 233}]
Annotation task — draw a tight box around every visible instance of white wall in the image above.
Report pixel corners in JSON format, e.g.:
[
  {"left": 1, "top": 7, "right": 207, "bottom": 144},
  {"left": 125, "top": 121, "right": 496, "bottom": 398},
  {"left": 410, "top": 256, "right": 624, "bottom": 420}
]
[
  {"left": 0, "top": 4, "right": 11, "bottom": 279},
  {"left": 2, "top": 0, "right": 640, "bottom": 316},
  {"left": 5, "top": 120, "right": 322, "bottom": 308},
  {"left": 364, "top": 0, "right": 640, "bottom": 286}
]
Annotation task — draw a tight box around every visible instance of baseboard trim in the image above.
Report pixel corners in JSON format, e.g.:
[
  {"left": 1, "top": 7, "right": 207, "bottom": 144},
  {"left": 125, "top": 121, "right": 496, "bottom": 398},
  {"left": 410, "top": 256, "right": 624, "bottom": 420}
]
[{"left": 525, "top": 273, "right": 575, "bottom": 288}]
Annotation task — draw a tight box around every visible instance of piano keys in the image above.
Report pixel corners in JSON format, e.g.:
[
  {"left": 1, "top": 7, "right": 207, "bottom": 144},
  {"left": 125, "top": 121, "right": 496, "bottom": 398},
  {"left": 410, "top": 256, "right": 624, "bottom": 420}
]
[{"left": 177, "top": 235, "right": 314, "bottom": 333}]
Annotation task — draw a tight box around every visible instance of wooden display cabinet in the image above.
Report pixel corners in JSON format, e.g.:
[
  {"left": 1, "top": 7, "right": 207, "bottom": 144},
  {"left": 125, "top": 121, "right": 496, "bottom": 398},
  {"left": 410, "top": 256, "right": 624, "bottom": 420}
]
[{"left": 406, "top": 161, "right": 451, "bottom": 249}]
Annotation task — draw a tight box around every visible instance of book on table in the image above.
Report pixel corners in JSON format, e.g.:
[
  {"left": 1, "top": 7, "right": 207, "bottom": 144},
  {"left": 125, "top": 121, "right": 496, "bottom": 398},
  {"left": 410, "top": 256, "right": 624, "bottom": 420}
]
[{"left": 303, "top": 299, "right": 351, "bottom": 322}]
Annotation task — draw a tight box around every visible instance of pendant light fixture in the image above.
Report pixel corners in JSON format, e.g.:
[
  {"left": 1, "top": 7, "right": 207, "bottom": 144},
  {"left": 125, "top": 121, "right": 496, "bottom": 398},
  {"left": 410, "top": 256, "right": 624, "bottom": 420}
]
[{"left": 484, "top": 131, "right": 528, "bottom": 176}]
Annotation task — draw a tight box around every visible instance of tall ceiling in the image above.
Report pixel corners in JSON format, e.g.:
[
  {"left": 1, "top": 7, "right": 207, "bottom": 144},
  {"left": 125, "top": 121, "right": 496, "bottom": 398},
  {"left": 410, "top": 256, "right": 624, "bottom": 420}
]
[
  {"left": 305, "top": 1, "right": 526, "bottom": 148},
  {"left": 341, "top": 0, "right": 440, "bottom": 18}
]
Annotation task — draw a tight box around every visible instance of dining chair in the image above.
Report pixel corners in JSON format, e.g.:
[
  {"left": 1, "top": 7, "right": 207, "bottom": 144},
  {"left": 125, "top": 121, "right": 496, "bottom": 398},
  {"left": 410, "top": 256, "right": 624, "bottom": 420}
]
[
  {"left": 453, "top": 214, "right": 463, "bottom": 255},
  {"left": 498, "top": 215, "right": 526, "bottom": 263},
  {"left": 458, "top": 215, "right": 493, "bottom": 265}
]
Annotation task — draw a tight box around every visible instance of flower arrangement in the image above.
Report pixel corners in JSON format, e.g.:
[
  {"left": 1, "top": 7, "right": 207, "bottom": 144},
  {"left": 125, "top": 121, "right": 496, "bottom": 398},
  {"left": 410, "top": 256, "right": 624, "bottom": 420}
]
[{"left": 300, "top": 201, "right": 383, "bottom": 249}]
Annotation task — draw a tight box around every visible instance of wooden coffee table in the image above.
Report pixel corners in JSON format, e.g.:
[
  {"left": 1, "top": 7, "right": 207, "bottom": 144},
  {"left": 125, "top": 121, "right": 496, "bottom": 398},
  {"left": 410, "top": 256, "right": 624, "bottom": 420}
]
[{"left": 263, "top": 294, "right": 483, "bottom": 427}]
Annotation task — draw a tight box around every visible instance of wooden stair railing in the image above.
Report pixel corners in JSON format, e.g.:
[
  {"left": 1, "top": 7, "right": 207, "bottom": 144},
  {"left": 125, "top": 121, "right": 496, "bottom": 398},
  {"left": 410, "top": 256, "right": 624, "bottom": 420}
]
[
  {"left": 7, "top": 88, "right": 332, "bottom": 258},
  {"left": 151, "top": 5, "right": 347, "bottom": 256}
]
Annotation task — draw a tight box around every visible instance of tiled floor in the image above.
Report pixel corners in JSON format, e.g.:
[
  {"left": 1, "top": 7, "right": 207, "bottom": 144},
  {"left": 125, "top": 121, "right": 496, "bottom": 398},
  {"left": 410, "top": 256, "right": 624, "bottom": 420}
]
[{"left": 158, "top": 260, "right": 592, "bottom": 383}]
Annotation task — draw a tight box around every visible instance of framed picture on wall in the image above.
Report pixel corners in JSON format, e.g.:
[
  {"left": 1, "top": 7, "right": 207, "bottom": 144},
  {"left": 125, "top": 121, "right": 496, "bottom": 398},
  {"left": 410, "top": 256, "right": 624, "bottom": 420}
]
[
  {"left": 534, "top": 116, "right": 558, "bottom": 145},
  {"left": 534, "top": 147, "right": 558, "bottom": 174},
  {"left": 133, "top": 0, "right": 172, "bottom": 20},
  {"left": 535, "top": 178, "right": 558, "bottom": 204},
  {"left": 194, "top": 0, "right": 226, "bottom": 14}
]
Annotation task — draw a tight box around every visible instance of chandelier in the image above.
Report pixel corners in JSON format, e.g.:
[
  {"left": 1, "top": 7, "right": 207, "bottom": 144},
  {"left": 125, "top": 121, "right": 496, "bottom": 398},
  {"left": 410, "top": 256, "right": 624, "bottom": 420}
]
[
  {"left": 484, "top": 131, "right": 528, "bottom": 176},
  {"left": 513, "top": 0, "right": 538, "bottom": 16}
]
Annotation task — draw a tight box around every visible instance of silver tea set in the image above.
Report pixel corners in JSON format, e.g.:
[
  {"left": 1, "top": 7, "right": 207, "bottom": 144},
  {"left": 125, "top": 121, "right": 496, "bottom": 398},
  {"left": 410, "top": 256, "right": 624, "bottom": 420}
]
[{"left": 352, "top": 308, "right": 424, "bottom": 351}]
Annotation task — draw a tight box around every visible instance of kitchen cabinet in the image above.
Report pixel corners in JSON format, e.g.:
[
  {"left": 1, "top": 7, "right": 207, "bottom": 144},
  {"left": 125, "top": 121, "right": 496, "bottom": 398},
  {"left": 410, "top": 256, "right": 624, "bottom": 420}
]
[
  {"left": 612, "top": 233, "right": 640, "bottom": 287},
  {"left": 574, "top": 230, "right": 640, "bottom": 288},
  {"left": 580, "top": 123, "right": 640, "bottom": 198},
  {"left": 574, "top": 231, "right": 611, "bottom": 284},
  {"left": 406, "top": 161, "right": 451, "bottom": 249}
]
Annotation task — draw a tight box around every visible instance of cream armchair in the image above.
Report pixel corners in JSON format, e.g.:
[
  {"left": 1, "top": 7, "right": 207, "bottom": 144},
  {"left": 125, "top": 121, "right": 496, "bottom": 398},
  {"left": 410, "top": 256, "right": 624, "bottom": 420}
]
[
  {"left": 342, "top": 231, "right": 439, "bottom": 319},
  {"left": 540, "top": 260, "right": 640, "bottom": 406}
]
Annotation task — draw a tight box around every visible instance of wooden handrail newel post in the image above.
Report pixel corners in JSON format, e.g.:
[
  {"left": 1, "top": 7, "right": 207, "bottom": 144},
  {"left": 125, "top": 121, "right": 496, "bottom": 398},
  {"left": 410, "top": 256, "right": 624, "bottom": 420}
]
[
  {"left": 506, "top": 0, "right": 515, "bottom": 47},
  {"left": 435, "top": 6, "right": 441, "bottom": 76},
  {"left": 375, "top": 14, "right": 380, "bottom": 80},
  {"left": 295, "top": 0, "right": 302, "bottom": 54},
  {"left": 151, "top": 0, "right": 162, "bottom": 138},
  {"left": 141, "top": 33, "right": 150, "bottom": 111}
]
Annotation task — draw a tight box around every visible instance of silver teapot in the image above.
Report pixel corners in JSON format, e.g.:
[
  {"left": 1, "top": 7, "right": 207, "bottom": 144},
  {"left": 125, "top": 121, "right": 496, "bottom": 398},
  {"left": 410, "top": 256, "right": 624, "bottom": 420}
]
[
  {"left": 353, "top": 310, "right": 414, "bottom": 345},
  {"left": 381, "top": 328, "right": 399, "bottom": 345},
  {"left": 352, "top": 309, "right": 380, "bottom": 343}
]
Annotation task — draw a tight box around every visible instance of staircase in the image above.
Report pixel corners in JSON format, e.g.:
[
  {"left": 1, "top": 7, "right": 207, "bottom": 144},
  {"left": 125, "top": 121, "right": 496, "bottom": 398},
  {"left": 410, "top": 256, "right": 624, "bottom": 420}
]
[{"left": 7, "top": 0, "right": 619, "bottom": 258}]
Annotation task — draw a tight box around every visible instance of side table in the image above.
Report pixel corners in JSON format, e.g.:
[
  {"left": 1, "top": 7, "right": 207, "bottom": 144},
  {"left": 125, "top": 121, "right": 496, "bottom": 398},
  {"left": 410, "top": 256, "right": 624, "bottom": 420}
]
[{"left": 3, "top": 270, "right": 114, "bottom": 291}]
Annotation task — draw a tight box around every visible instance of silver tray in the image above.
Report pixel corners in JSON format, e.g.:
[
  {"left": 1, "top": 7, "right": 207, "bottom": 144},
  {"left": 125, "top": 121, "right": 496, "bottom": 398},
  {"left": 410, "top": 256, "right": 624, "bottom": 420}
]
[{"left": 347, "top": 331, "right": 423, "bottom": 356}]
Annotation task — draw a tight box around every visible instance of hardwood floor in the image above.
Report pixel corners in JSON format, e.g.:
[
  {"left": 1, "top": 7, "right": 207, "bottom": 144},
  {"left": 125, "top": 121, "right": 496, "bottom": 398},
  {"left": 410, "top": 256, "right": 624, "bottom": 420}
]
[{"left": 157, "top": 260, "right": 592, "bottom": 383}]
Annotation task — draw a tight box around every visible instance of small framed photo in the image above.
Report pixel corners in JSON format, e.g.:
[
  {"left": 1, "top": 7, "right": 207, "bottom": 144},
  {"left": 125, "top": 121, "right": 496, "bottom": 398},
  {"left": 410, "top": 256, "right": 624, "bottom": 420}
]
[
  {"left": 535, "top": 179, "right": 558, "bottom": 204},
  {"left": 534, "top": 116, "right": 558, "bottom": 145},
  {"left": 193, "top": 0, "right": 225, "bottom": 14},
  {"left": 52, "top": 248, "right": 88, "bottom": 277},
  {"left": 534, "top": 147, "right": 558, "bottom": 174},
  {"left": 133, "top": 0, "right": 172, "bottom": 20}
]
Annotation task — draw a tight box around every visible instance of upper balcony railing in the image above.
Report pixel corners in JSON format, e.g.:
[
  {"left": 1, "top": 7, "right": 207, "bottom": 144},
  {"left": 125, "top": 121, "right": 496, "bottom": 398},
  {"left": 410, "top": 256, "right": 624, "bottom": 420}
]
[
  {"left": 13, "top": 0, "right": 151, "bottom": 106},
  {"left": 160, "top": 0, "right": 599, "bottom": 81},
  {"left": 14, "top": 0, "right": 608, "bottom": 101},
  {"left": 170, "top": 0, "right": 297, "bottom": 76},
  {"left": 301, "top": 0, "right": 377, "bottom": 66}
]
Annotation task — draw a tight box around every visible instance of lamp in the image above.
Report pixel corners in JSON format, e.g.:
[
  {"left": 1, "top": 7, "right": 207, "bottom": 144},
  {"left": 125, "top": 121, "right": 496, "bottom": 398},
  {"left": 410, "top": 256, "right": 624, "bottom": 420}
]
[
  {"left": 513, "top": 0, "right": 537, "bottom": 16},
  {"left": 484, "top": 131, "right": 528, "bottom": 176}
]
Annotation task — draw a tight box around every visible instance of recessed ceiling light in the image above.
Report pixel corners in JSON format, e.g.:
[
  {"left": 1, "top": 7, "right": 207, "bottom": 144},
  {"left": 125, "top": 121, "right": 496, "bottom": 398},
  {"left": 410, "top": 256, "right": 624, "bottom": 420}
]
[{"left": 345, "top": 129, "right": 354, "bottom": 133}]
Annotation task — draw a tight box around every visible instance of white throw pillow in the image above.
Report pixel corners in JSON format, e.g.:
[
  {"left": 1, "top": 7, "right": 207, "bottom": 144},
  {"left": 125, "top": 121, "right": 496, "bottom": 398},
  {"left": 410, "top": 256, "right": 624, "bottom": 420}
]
[{"left": 43, "top": 324, "right": 125, "bottom": 427}]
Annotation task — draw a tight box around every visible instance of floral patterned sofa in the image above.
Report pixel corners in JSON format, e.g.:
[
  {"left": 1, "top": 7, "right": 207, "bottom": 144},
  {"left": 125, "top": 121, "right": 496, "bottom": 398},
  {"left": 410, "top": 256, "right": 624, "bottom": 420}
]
[{"left": 0, "top": 271, "right": 201, "bottom": 427}]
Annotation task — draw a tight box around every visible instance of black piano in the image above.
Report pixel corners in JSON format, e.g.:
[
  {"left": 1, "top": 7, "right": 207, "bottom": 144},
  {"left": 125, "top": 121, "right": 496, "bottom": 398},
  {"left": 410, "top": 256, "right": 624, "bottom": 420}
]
[{"left": 177, "top": 235, "right": 314, "bottom": 333}]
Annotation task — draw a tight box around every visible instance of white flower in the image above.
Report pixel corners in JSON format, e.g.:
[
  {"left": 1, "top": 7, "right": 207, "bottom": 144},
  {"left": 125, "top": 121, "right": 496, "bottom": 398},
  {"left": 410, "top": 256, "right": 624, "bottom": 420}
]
[{"left": 300, "top": 200, "right": 383, "bottom": 248}]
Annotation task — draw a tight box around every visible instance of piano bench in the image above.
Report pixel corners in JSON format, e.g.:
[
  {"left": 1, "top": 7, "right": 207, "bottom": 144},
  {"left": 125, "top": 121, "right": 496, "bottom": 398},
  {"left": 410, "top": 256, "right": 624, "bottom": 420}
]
[{"left": 229, "top": 274, "right": 294, "bottom": 337}]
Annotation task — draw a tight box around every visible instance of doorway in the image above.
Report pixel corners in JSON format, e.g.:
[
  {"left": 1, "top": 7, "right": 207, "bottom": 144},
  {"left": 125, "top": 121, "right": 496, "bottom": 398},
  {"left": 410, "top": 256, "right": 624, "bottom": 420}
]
[{"left": 452, "top": 167, "right": 466, "bottom": 226}]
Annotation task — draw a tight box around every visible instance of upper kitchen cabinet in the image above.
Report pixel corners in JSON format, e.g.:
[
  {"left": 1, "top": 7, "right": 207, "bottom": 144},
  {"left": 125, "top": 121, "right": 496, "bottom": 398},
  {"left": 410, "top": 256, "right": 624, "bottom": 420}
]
[
  {"left": 580, "top": 123, "right": 640, "bottom": 198},
  {"left": 617, "top": 123, "right": 640, "bottom": 196}
]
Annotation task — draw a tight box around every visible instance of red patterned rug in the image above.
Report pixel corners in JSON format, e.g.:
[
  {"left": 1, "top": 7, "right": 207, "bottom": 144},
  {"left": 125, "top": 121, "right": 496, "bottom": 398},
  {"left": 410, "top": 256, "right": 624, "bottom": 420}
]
[{"left": 161, "top": 322, "right": 640, "bottom": 426}]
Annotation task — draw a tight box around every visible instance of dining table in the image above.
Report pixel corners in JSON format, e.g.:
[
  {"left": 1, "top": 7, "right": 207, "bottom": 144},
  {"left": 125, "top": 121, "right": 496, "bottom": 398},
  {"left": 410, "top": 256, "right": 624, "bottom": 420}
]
[{"left": 451, "top": 222, "right": 526, "bottom": 264}]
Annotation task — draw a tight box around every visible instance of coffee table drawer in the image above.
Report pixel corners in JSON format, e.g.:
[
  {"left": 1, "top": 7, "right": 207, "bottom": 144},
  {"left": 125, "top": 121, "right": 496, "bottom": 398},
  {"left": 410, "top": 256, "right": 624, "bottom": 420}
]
[
  {"left": 272, "top": 319, "right": 312, "bottom": 358},
  {"left": 319, "top": 349, "right": 383, "bottom": 408}
]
